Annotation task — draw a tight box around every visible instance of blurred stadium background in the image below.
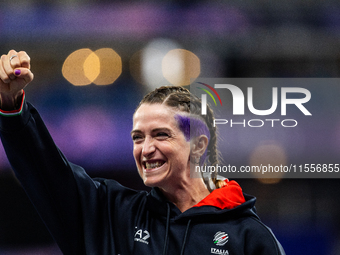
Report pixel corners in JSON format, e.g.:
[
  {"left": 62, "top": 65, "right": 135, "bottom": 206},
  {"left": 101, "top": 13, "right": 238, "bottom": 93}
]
[{"left": 1, "top": 0, "right": 340, "bottom": 254}]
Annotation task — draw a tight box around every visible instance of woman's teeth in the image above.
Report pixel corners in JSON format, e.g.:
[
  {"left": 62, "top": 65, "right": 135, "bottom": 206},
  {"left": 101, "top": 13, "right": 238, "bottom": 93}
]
[{"left": 145, "top": 161, "right": 164, "bottom": 169}]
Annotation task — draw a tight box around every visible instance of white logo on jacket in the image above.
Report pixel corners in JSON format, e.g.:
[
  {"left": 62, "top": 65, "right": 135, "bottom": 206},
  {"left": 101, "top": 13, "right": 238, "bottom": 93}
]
[
  {"left": 213, "top": 231, "right": 229, "bottom": 246},
  {"left": 134, "top": 228, "right": 150, "bottom": 245},
  {"left": 211, "top": 248, "right": 229, "bottom": 255},
  {"left": 211, "top": 231, "right": 229, "bottom": 255}
]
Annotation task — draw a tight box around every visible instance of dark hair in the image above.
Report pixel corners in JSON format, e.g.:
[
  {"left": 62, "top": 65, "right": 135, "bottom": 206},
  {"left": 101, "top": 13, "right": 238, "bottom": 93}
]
[{"left": 136, "top": 86, "right": 226, "bottom": 189}]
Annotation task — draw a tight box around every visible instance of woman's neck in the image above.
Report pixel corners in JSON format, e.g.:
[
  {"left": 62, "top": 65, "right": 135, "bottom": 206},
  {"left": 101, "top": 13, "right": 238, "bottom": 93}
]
[{"left": 160, "top": 179, "right": 210, "bottom": 212}]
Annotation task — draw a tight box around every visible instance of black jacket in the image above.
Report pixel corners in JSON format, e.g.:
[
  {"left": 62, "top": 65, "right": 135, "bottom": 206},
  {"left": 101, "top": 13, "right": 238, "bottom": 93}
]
[{"left": 0, "top": 101, "right": 285, "bottom": 255}]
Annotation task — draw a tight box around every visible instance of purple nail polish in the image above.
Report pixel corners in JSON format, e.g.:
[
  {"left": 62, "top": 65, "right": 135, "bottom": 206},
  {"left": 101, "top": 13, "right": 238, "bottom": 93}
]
[{"left": 14, "top": 69, "right": 21, "bottom": 76}]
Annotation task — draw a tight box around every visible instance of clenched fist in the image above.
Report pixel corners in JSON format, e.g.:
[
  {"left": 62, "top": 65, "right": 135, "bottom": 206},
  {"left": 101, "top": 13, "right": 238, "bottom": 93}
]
[{"left": 0, "top": 50, "right": 34, "bottom": 110}]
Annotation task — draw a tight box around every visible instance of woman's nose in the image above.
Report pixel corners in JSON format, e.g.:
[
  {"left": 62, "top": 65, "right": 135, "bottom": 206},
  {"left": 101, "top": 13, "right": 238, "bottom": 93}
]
[{"left": 142, "top": 137, "right": 155, "bottom": 157}]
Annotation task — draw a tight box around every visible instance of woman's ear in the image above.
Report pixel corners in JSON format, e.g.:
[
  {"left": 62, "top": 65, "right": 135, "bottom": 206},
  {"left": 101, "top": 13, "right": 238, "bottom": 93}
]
[{"left": 191, "top": 135, "right": 209, "bottom": 157}]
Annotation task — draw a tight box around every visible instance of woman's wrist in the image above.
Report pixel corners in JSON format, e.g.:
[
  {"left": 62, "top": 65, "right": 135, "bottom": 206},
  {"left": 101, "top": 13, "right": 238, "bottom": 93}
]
[{"left": 0, "top": 90, "right": 24, "bottom": 111}]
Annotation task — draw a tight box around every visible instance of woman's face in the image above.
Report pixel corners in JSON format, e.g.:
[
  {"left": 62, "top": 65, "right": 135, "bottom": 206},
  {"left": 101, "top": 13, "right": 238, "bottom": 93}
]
[{"left": 131, "top": 103, "right": 191, "bottom": 189}]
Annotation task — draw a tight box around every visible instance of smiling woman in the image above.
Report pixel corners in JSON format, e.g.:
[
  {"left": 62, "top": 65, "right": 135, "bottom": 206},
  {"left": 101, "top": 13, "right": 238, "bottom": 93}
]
[
  {"left": 0, "top": 50, "right": 285, "bottom": 255},
  {"left": 132, "top": 103, "right": 196, "bottom": 200}
]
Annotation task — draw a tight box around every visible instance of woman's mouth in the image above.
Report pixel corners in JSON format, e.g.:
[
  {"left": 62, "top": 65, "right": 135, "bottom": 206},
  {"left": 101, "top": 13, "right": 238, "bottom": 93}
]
[{"left": 144, "top": 160, "right": 165, "bottom": 170}]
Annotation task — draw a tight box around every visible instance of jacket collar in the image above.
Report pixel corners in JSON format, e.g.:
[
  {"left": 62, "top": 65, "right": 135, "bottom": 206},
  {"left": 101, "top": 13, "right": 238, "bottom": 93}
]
[
  {"left": 146, "top": 181, "right": 258, "bottom": 221},
  {"left": 193, "top": 180, "right": 246, "bottom": 210}
]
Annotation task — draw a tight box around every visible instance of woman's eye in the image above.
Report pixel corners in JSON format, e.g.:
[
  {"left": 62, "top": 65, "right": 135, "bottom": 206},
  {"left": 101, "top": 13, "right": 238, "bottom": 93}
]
[
  {"left": 132, "top": 135, "right": 142, "bottom": 141},
  {"left": 157, "top": 132, "right": 169, "bottom": 138}
]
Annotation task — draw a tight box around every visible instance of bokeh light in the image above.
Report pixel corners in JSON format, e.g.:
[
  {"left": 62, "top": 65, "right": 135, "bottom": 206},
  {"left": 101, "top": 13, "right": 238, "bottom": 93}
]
[
  {"left": 162, "top": 49, "right": 200, "bottom": 86},
  {"left": 129, "top": 38, "right": 200, "bottom": 89},
  {"left": 93, "top": 48, "right": 122, "bottom": 85},
  {"left": 83, "top": 51, "right": 100, "bottom": 83},
  {"left": 249, "top": 141, "right": 287, "bottom": 184},
  {"left": 62, "top": 48, "right": 94, "bottom": 86},
  {"left": 139, "top": 38, "right": 181, "bottom": 90},
  {"left": 62, "top": 48, "right": 122, "bottom": 86}
]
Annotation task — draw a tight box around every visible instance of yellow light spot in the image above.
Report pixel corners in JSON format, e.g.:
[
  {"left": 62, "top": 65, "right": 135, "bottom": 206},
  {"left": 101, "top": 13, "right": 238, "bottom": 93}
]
[
  {"left": 62, "top": 48, "right": 122, "bottom": 86},
  {"left": 84, "top": 52, "right": 100, "bottom": 83},
  {"left": 162, "top": 49, "right": 200, "bottom": 86},
  {"left": 249, "top": 141, "right": 287, "bottom": 184},
  {"left": 62, "top": 48, "right": 93, "bottom": 86},
  {"left": 93, "top": 48, "right": 122, "bottom": 86}
]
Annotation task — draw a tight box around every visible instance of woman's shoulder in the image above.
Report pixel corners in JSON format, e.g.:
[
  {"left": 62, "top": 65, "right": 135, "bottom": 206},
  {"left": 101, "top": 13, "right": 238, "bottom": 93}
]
[
  {"left": 94, "top": 177, "right": 148, "bottom": 195},
  {"left": 236, "top": 215, "right": 285, "bottom": 254}
]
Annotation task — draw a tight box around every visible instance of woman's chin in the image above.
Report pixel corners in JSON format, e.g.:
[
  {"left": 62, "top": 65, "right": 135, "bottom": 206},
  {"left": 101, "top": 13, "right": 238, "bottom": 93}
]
[{"left": 143, "top": 176, "right": 163, "bottom": 187}]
